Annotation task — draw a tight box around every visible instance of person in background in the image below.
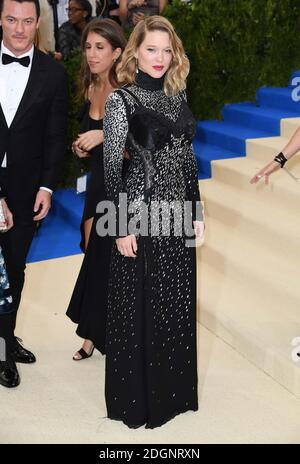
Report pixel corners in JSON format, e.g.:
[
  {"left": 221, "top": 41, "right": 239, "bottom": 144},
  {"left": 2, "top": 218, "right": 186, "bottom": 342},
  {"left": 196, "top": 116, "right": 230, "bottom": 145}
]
[
  {"left": 119, "top": 0, "right": 166, "bottom": 28},
  {"left": 96, "top": 0, "right": 120, "bottom": 24},
  {"left": 56, "top": 0, "right": 92, "bottom": 60}
]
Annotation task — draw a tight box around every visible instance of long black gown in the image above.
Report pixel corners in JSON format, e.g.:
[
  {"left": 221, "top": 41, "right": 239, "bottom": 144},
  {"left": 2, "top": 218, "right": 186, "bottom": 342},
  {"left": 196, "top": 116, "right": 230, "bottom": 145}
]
[
  {"left": 78, "top": 102, "right": 105, "bottom": 252},
  {"left": 103, "top": 71, "right": 202, "bottom": 428},
  {"left": 66, "top": 103, "right": 111, "bottom": 353}
]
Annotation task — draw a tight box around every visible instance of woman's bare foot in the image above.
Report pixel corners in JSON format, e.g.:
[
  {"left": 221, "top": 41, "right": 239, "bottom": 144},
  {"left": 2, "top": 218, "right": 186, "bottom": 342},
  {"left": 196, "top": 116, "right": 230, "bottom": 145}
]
[{"left": 73, "top": 339, "right": 94, "bottom": 360}]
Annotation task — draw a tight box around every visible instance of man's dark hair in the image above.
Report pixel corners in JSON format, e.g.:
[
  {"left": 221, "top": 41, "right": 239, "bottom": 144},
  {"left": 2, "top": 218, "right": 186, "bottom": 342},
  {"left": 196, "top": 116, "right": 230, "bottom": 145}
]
[{"left": 0, "top": 0, "right": 41, "bottom": 18}]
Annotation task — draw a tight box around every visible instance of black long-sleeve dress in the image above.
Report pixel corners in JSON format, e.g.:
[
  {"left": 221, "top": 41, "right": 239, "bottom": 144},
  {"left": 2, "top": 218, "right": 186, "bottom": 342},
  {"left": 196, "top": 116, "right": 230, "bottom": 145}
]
[{"left": 103, "top": 70, "right": 202, "bottom": 428}]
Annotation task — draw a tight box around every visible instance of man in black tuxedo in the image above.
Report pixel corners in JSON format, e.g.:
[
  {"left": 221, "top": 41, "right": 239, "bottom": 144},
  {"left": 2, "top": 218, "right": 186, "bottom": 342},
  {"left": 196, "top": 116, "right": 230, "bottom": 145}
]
[{"left": 0, "top": 0, "right": 68, "bottom": 387}]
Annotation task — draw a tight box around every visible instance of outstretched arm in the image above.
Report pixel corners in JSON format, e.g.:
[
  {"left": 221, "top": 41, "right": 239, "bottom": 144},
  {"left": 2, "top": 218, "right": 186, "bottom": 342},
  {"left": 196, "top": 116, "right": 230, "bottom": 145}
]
[{"left": 250, "top": 126, "right": 300, "bottom": 184}]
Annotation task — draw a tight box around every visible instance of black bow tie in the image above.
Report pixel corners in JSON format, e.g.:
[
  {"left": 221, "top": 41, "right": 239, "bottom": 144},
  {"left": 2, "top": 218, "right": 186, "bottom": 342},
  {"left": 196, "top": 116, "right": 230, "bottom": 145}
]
[{"left": 2, "top": 53, "right": 30, "bottom": 67}]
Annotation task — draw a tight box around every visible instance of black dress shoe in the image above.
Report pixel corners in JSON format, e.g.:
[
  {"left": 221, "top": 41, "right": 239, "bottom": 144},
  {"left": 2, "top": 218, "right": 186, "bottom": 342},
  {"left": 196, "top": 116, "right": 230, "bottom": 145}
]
[
  {"left": 11, "top": 337, "right": 36, "bottom": 364},
  {"left": 0, "top": 358, "right": 20, "bottom": 388}
]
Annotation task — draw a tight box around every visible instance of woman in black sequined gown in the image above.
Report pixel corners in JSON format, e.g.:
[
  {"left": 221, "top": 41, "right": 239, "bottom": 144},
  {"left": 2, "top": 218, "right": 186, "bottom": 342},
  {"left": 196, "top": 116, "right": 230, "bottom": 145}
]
[
  {"left": 66, "top": 19, "right": 126, "bottom": 359},
  {"left": 102, "top": 16, "right": 204, "bottom": 428}
]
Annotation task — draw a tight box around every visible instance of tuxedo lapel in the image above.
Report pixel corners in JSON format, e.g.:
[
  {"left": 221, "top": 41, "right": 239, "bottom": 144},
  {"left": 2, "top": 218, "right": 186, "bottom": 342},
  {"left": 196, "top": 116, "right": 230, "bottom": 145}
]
[
  {"left": 10, "top": 48, "right": 46, "bottom": 129},
  {"left": 0, "top": 46, "right": 8, "bottom": 128},
  {"left": 0, "top": 104, "right": 8, "bottom": 129}
]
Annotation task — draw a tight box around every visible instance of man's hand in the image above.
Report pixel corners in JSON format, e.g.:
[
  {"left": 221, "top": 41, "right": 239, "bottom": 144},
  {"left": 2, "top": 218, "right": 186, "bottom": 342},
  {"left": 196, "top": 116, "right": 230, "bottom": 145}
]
[
  {"left": 33, "top": 190, "right": 51, "bottom": 221},
  {"left": 0, "top": 199, "right": 13, "bottom": 231}
]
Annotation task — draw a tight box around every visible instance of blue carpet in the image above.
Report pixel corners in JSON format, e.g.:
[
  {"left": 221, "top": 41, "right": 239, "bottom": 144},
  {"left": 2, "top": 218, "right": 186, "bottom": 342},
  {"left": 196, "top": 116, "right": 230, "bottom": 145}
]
[
  {"left": 27, "top": 71, "right": 300, "bottom": 262},
  {"left": 27, "top": 188, "right": 85, "bottom": 263}
]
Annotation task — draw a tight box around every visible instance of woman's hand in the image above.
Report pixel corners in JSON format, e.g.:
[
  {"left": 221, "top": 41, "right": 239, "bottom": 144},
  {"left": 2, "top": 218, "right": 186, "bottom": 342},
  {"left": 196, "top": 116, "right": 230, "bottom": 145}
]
[
  {"left": 250, "top": 160, "right": 281, "bottom": 185},
  {"left": 193, "top": 220, "right": 205, "bottom": 246},
  {"left": 72, "top": 141, "right": 89, "bottom": 158},
  {"left": 76, "top": 130, "right": 103, "bottom": 153},
  {"left": 54, "top": 52, "right": 63, "bottom": 61},
  {"left": 116, "top": 234, "right": 138, "bottom": 258},
  {"left": 0, "top": 199, "right": 13, "bottom": 231}
]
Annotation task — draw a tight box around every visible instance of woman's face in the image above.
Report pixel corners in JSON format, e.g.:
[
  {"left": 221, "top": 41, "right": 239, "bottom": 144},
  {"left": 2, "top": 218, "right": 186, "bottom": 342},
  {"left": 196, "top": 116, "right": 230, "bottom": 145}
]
[
  {"left": 68, "top": 0, "right": 87, "bottom": 25},
  {"left": 85, "top": 32, "right": 121, "bottom": 77},
  {"left": 135, "top": 30, "right": 173, "bottom": 79}
]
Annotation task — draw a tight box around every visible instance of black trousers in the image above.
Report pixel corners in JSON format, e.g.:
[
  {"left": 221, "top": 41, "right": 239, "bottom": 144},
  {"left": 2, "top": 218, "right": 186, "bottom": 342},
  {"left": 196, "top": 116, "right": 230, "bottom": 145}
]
[
  {"left": 0, "top": 312, "right": 14, "bottom": 357},
  {"left": 0, "top": 221, "right": 36, "bottom": 330}
]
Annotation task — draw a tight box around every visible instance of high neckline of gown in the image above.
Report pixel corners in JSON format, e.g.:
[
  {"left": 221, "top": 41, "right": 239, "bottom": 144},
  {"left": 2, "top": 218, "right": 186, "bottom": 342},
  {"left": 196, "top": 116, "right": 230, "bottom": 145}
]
[{"left": 135, "top": 69, "right": 165, "bottom": 91}]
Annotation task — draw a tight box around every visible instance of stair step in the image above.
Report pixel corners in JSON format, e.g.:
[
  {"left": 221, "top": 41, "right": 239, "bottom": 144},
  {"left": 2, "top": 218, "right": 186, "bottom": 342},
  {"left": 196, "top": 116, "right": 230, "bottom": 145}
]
[
  {"left": 246, "top": 136, "right": 287, "bottom": 162},
  {"left": 196, "top": 120, "right": 270, "bottom": 155},
  {"left": 27, "top": 215, "right": 82, "bottom": 263},
  {"left": 197, "top": 259, "right": 300, "bottom": 397},
  {"left": 222, "top": 102, "right": 299, "bottom": 133},
  {"left": 280, "top": 117, "right": 300, "bottom": 138},
  {"left": 51, "top": 188, "right": 84, "bottom": 230},
  {"left": 27, "top": 188, "right": 84, "bottom": 263},
  {"left": 193, "top": 140, "right": 242, "bottom": 177},
  {"left": 257, "top": 87, "right": 300, "bottom": 112},
  {"left": 200, "top": 213, "right": 300, "bottom": 305},
  {"left": 210, "top": 156, "right": 300, "bottom": 211},
  {"left": 246, "top": 136, "right": 300, "bottom": 166},
  {"left": 199, "top": 179, "right": 300, "bottom": 258}
]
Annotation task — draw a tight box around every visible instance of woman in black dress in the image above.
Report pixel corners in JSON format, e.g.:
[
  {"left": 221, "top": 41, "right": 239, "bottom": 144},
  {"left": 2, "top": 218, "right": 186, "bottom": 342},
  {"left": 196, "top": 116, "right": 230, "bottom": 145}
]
[
  {"left": 66, "top": 19, "right": 126, "bottom": 360},
  {"left": 102, "top": 16, "right": 204, "bottom": 428}
]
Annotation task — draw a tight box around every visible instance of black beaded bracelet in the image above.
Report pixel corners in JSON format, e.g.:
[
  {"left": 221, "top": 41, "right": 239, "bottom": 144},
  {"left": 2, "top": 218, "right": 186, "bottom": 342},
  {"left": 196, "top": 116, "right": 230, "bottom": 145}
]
[{"left": 274, "top": 152, "right": 288, "bottom": 168}]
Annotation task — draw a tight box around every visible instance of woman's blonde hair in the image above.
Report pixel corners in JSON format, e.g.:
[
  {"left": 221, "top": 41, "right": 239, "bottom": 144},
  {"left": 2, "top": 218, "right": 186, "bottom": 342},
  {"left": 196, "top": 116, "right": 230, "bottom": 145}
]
[{"left": 117, "top": 16, "right": 190, "bottom": 96}]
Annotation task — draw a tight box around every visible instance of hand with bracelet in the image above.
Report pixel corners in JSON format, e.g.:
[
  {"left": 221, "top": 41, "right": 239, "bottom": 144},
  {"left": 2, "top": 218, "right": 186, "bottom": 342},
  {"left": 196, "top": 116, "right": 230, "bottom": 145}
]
[
  {"left": 250, "top": 153, "right": 286, "bottom": 184},
  {"left": 250, "top": 125, "right": 300, "bottom": 184}
]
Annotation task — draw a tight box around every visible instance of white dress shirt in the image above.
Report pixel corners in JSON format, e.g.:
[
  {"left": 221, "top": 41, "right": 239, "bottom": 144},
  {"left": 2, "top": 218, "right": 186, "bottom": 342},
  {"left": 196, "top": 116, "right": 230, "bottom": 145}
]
[{"left": 0, "top": 42, "right": 52, "bottom": 194}]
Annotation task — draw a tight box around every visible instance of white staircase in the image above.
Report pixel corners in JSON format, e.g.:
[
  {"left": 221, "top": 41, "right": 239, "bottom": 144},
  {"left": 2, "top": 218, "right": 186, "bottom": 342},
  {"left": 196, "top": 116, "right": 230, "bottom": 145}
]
[{"left": 197, "top": 117, "right": 300, "bottom": 397}]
